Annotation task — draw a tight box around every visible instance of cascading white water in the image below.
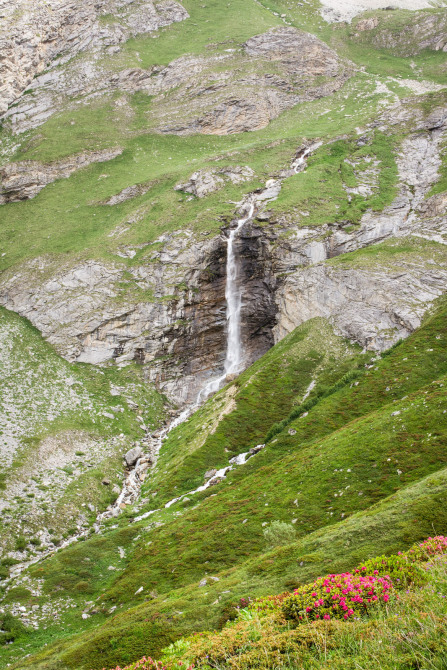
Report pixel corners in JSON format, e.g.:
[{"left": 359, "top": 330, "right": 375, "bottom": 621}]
[
  {"left": 197, "top": 200, "right": 255, "bottom": 403},
  {"left": 292, "top": 142, "right": 322, "bottom": 174},
  {"left": 292, "top": 146, "right": 312, "bottom": 173}
]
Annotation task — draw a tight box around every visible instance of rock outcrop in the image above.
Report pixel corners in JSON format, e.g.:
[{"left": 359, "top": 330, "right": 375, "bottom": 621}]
[
  {"left": 0, "top": 234, "right": 229, "bottom": 405},
  {"left": 103, "top": 182, "right": 153, "bottom": 206},
  {"left": 353, "top": 10, "right": 447, "bottom": 56},
  {"left": 174, "top": 166, "right": 255, "bottom": 198},
  {"left": 154, "top": 27, "right": 352, "bottom": 135},
  {"left": 0, "top": 148, "right": 122, "bottom": 203},
  {"left": 2, "top": 26, "right": 352, "bottom": 137},
  {"left": 0, "top": 0, "right": 189, "bottom": 116},
  {"left": 319, "top": 0, "right": 432, "bottom": 24},
  {"left": 274, "top": 262, "right": 447, "bottom": 351}
]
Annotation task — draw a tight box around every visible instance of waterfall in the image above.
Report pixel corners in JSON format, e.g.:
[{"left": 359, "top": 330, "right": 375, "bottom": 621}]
[
  {"left": 197, "top": 200, "right": 255, "bottom": 403},
  {"left": 292, "top": 142, "right": 322, "bottom": 173},
  {"left": 93, "top": 148, "right": 317, "bottom": 525},
  {"left": 89, "top": 148, "right": 317, "bottom": 524},
  {"left": 292, "top": 146, "right": 312, "bottom": 173}
]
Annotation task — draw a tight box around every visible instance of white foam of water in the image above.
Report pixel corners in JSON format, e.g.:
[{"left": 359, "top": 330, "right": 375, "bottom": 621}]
[
  {"left": 97, "top": 406, "right": 195, "bottom": 524},
  {"left": 135, "top": 445, "right": 265, "bottom": 521},
  {"left": 229, "top": 451, "right": 250, "bottom": 466},
  {"left": 292, "top": 143, "right": 322, "bottom": 174},
  {"left": 197, "top": 201, "right": 255, "bottom": 404},
  {"left": 302, "top": 380, "right": 316, "bottom": 402}
]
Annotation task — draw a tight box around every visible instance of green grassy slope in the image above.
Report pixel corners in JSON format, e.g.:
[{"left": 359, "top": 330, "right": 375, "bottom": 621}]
[
  {"left": 3, "top": 298, "right": 447, "bottom": 670},
  {"left": 0, "top": 306, "right": 165, "bottom": 554},
  {"left": 146, "top": 318, "right": 364, "bottom": 508}
]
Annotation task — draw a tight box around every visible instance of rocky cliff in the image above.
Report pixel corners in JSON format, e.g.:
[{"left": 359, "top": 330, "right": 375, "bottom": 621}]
[
  {"left": 1, "top": 96, "right": 446, "bottom": 404},
  {"left": 0, "top": 0, "right": 189, "bottom": 116}
]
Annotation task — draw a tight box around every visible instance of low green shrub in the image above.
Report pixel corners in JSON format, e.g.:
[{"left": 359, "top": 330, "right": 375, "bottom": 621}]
[
  {"left": 161, "top": 638, "right": 192, "bottom": 670},
  {"left": 355, "top": 554, "right": 426, "bottom": 590},
  {"left": 15, "top": 536, "right": 27, "bottom": 551},
  {"left": 250, "top": 592, "right": 291, "bottom": 616},
  {"left": 263, "top": 521, "right": 296, "bottom": 547},
  {"left": 0, "top": 613, "right": 28, "bottom": 646}
]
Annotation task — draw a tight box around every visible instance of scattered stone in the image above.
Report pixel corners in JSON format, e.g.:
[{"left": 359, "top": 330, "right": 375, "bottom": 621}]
[
  {"left": 249, "top": 444, "right": 265, "bottom": 455},
  {"left": 104, "top": 182, "right": 152, "bottom": 206},
  {"left": 356, "top": 17, "right": 379, "bottom": 32}
]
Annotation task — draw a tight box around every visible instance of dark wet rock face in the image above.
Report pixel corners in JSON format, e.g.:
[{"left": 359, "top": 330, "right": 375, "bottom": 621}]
[
  {"left": 144, "top": 224, "right": 279, "bottom": 404},
  {"left": 236, "top": 222, "right": 278, "bottom": 369},
  {"left": 143, "top": 221, "right": 279, "bottom": 403},
  {"left": 145, "top": 238, "right": 228, "bottom": 404}
]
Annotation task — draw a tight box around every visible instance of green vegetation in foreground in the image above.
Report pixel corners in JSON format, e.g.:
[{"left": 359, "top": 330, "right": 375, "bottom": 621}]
[
  {"left": 3, "top": 297, "right": 447, "bottom": 670},
  {"left": 12, "top": 466, "right": 447, "bottom": 670},
  {"left": 117, "top": 537, "right": 447, "bottom": 670}
]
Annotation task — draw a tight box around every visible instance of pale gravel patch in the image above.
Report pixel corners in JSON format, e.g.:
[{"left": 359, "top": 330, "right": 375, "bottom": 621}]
[
  {"left": 320, "top": 0, "right": 433, "bottom": 23},
  {"left": 387, "top": 77, "right": 447, "bottom": 94},
  {"left": 0, "top": 318, "right": 96, "bottom": 469}
]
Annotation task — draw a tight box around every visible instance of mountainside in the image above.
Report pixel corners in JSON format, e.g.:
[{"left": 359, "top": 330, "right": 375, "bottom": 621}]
[{"left": 0, "top": 1, "right": 446, "bottom": 668}]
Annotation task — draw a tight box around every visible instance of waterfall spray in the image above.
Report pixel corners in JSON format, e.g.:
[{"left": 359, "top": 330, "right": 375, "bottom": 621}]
[{"left": 197, "top": 200, "right": 255, "bottom": 403}]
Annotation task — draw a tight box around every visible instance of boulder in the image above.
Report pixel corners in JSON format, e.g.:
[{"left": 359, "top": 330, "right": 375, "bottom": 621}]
[{"left": 124, "top": 446, "right": 143, "bottom": 467}]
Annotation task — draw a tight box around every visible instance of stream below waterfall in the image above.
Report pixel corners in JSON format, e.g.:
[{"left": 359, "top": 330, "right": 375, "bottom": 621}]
[{"left": 7, "top": 144, "right": 319, "bottom": 582}]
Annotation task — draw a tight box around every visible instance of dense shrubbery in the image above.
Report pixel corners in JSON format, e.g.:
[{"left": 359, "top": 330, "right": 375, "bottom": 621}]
[
  {"left": 100, "top": 536, "right": 447, "bottom": 670},
  {"left": 282, "top": 571, "right": 393, "bottom": 622},
  {"left": 357, "top": 553, "right": 426, "bottom": 589},
  {"left": 263, "top": 521, "right": 296, "bottom": 547}
]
